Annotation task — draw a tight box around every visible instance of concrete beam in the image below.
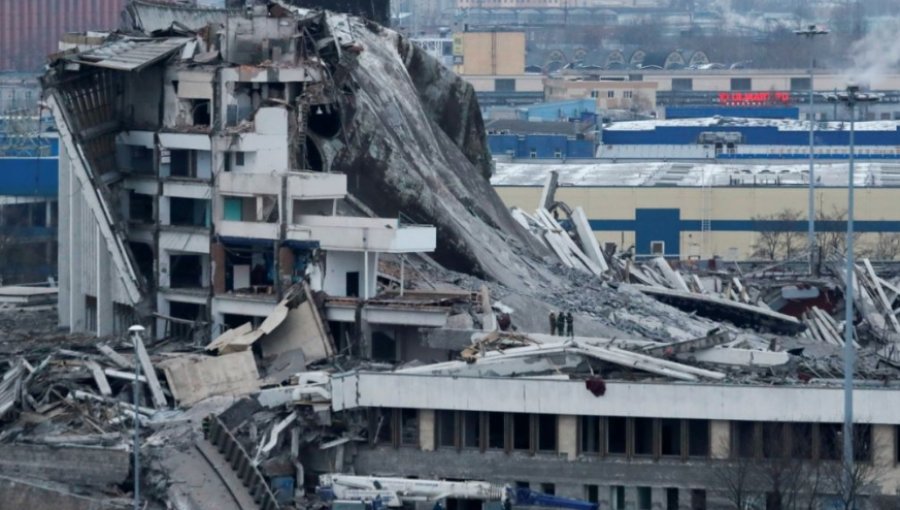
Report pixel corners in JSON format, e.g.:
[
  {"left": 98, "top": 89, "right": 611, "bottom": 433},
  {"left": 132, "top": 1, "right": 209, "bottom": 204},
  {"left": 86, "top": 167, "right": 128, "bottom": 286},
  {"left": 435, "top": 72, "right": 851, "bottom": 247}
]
[{"left": 0, "top": 444, "right": 128, "bottom": 487}]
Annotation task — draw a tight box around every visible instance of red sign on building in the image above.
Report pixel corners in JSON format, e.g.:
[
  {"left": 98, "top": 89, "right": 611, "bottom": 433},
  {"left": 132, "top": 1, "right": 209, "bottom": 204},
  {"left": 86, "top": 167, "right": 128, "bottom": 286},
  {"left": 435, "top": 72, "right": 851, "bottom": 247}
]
[{"left": 718, "top": 91, "right": 791, "bottom": 105}]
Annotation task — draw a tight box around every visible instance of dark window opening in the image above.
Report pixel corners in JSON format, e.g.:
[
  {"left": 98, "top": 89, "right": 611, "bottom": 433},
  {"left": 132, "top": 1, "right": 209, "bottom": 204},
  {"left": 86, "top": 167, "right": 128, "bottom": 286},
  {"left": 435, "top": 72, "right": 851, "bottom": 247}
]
[
  {"left": 167, "top": 301, "right": 206, "bottom": 339},
  {"left": 607, "top": 417, "right": 627, "bottom": 455},
  {"left": 192, "top": 99, "right": 211, "bottom": 126},
  {"left": 129, "top": 242, "right": 155, "bottom": 287},
  {"left": 1, "top": 203, "right": 28, "bottom": 227},
  {"left": 672, "top": 78, "right": 693, "bottom": 91},
  {"left": 129, "top": 192, "right": 154, "bottom": 223},
  {"left": 222, "top": 314, "right": 258, "bottom": 331},
  {"left": 580, "top": 416, "right": 600, "bottom": 454},
  {"left": 537, "top": 415, "right": 556, "bottom": 452},
  {"left": 637, "top": 487, "right": 651, "bottom": 510},
  {"left": 129, "top": 145, "right": 154, "bottom": 174},
  {"left": 170, "top": 254, "right": 203, "bottom": 288},
  {"left": 463, "top": 412, "right": 481, "bottom": 449},
  {"left": 235, "top": 152, "right": 245, "bottom": 166},
  {"left": 512, "top": 413, "right": 531, "bottom": 451},
  {"left": 437, "top": 410, "right": 457, "bottom": 448},
  {"left": 371, "top": 331, "right": 396, "bottom": 362},
  {"left": 400, "top": 409, "right": 418, "bottom": 446},
  {"left": 730, "top": 78, "right": 752, "bottom": 91},
  {"left": 487, "top": 412, "right": 505, "bottom": 450},
  {"left": 734, "top": 421, "right": 757, "bottom": 459},
  {"left": 495, "top": 78, "right": 516, "bottom": 92},
  {"left": 170, "top": 150, "right": 197, "bottom": 178},
  {"left": 691, "top": 489, "right": 706, "bottom": 510},
  {"left": 666, "top": 488, "right": 679, "bottom": 510},
  {"left": 763, "top": 422, "right": 786, "bottom": 458},
  {"left": 169, "top": 197, "right": 209, "bottom": 227},
  {"left": 445, "top": 500, "right": 481, "bottom": 510},
  {"left": 49, "top": 201, "right": 58, "bottom": 227},
  {"left": 791, "top": 423, "right": 813, "bottom": 459},
  {"left": 345, "top": 271, "right": 360, "bottom": 297},
  {"left": 540, "top": 484, "right": 555, "bottom": 496},
  {"left": 853, "top": 424, "right": 872, "bottom": 462},
  {"left": 688, "top": 420, "right": 710, "bottom": 457},
  {"left": 791, "top": 77, "right": 811, "bottom": 91},
  {"left": 819, "top": 423, "right": 841, "bottom": 461},
  {"left": 661, "top": 419, "right": 682, "bottom": 456},
  {"left": 308, "top": 104, "right": 342, "bottom": 138},
  {"left": 634, "top": 418, "right": 654, "bottom": 456},
  {"left": 585, "top": 485, "right": 598, "bottom": 504}
]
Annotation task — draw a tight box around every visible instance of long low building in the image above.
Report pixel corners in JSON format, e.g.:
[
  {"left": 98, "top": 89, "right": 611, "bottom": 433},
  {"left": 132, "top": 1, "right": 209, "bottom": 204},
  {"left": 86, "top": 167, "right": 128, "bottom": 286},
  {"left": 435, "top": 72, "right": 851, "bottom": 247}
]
[{"left": 492, "top": 162, "right": 900, "bottom": 260}]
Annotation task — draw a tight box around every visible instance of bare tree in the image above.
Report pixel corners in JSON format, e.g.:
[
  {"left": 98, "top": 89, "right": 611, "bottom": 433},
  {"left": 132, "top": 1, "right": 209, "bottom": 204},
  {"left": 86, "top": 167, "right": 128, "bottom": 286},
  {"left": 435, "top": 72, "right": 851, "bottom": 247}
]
[
  {"left": 860, "top": 233, "right": 900, "bottom": 261},
  {"left": 750, "top": 209, "right": 805, "bottom": 261}
]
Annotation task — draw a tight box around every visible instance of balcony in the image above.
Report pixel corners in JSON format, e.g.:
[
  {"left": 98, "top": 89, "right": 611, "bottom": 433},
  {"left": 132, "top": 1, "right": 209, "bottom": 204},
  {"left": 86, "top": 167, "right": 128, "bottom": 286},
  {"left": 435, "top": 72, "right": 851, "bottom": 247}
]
[{"left": 287, "top": 215, "right": 436, "bottom": 253}]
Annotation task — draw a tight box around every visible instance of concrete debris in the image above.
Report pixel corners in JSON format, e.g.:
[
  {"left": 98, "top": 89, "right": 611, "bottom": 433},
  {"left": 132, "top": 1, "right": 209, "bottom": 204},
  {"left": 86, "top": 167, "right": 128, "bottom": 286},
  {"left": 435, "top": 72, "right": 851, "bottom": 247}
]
[{"left": 159, "top": 351, "right": 261, "bottom": 407}]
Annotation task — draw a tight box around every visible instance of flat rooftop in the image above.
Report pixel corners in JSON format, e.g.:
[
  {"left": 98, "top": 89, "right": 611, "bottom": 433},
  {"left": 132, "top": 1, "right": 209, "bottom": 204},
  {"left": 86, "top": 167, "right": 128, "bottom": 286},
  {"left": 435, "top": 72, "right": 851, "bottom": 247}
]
[{"left": 605, "top": 117, "right": 900, "bottom": 132}]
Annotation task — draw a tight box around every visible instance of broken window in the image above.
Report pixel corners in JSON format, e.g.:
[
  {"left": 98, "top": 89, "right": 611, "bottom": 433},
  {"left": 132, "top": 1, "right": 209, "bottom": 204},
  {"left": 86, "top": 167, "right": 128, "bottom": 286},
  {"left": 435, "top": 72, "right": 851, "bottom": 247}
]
[
  {"left": 222, "top": 243, "right": 274, "bottom": 293},
  {"left": 462, "top": 412, "right": 481, "bottom": 449},
  {"left": 169, "top": 255, "right": 204, "bottom": 288},
  {"left": 687, "top": 419, "right": 709, "bottom": 457},
  {"left": 607, "top": 417, "right": 627, "bottom": 455},
  {"left": 734, "top": 421, "right": 757, "bottom": 459},
  {"left": 400, "top": 409, "right": 418, "bottom": 446},
  {"left": 537, "top": 415, "right": 557, "bottom": 452},
  {"left": 661, "top": 419, "right": 682, "bottom": 457},
  {"left": 580, "top": 416, "right": 600, "bottom": 455},
  {"left": 436, "top": 410, "right": 457, "bottom": 449},
  {"left": 169, "top": 197, "right": 209, "bottom": 227},
  {"left": 192, "top": 99, "right": 211, "bottom": 126},
  {"left": 374, "top": 408, "right": 394, "bottom": 446},
  {"left": 129, "top": 192, "right": 154, "bottom": 223},
  {"left": 487, "top": 412, "right": 505, "bottom": 450},
  {"left": 634, "top": 418, "right": 654, "bottom": 456},
  {"left": 371, "top": 331, "right": 396, "bottom": 362},
  {"left": 512, "top": 413, "right": 531, "bottom": 451},
  {"left": 308, "top": 104, "right": 342, "bottom": 138},
  {"left": 167, "top": 301, "right": 206, "bottom": 339},
  {"left": 129, "top": 242, "right": 154, "bottom": 286}
]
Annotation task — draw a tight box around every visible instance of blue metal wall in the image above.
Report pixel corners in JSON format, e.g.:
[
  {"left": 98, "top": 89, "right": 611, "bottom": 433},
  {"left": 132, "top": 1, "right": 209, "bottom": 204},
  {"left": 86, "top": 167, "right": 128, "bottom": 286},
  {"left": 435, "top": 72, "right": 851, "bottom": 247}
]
[
  {"left": 519, "top": 99, "right": 596, "bottom": 122},
  {"left": 488, "top": 135, "right": 595, "bottom": 158},
  {"left": 634, "top": 209, "right": 680, "bottom": 256},
  {"left": 0, "top": 158, "right": 59, "bottom": 197},
  {"left": 602, "top": 125, "right": 900, "bottom": 146},
  {"left": 665, "top": 106, "right": 799, "bottom": 120}
]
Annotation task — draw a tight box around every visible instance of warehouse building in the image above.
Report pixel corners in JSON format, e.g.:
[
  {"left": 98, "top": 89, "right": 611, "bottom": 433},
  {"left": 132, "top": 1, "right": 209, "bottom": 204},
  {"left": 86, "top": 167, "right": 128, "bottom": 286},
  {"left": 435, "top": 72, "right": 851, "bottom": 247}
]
[{"left": 492, "top": 162, "right": 900, "bottom": 261}]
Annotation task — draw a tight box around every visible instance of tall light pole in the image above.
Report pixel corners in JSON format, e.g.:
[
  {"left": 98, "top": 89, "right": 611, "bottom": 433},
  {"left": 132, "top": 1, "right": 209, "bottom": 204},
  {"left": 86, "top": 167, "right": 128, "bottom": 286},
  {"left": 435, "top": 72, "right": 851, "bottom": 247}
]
[
  {"left": 794, "top": 24, "right": 828, "bottom": 275},
  {"left": 829, "top": 85, "right": 880, "bottom": 504},
  {"left": 128, "top": 325, "right": 146, "bottom": 510}
]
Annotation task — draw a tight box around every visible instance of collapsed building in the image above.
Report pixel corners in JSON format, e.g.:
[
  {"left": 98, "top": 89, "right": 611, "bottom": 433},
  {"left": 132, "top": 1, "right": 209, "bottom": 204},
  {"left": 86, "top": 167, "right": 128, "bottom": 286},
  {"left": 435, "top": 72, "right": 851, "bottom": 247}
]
[{"left": 5, "top": 1, "right": 900, "bottom": 509}]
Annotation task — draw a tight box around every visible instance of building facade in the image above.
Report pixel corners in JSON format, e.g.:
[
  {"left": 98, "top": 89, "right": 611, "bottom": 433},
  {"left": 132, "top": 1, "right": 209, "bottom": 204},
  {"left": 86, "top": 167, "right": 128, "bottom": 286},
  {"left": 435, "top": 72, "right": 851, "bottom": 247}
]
[{"left": 48, "top": 10, "right": 436, "bottom": 340}]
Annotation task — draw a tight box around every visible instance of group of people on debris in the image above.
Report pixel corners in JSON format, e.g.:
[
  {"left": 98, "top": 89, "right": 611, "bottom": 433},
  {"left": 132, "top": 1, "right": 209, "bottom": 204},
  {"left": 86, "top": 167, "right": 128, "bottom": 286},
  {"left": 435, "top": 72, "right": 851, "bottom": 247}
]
[{"left": 549, "top": 311, "right": 574, "bottom": 337}]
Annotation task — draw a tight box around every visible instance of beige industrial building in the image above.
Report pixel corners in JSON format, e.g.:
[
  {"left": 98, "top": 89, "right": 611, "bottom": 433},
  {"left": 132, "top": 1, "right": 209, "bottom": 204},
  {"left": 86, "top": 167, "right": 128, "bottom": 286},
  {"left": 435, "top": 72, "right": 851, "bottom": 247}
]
[
  {"left": 453, "top": 31, "right": 526, "bottom": 76},
  {"left": 544, "top": 78, "right": 658, "bottom": 112},
  {"left": 492, "top": 162, "right": 900, "bottom": 261}
]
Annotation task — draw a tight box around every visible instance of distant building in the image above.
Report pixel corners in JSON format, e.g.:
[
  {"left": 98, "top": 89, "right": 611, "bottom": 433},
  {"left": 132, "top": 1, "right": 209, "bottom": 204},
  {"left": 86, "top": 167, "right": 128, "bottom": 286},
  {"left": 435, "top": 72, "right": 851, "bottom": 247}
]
[
  {"left": 544, "top": 78, "right": 658, "bottom": 113},
  {"left": 516, "top": 99, "right": 597, "bottom": 123},
  {"left": 486, "top": 119, "right": 596, "bottom": 160},
  {"left": 452, "top": 31, "right": 525, "bottom": 76},
  {"left": 598, "top": 118, "right": 900, "bottom": 161}
]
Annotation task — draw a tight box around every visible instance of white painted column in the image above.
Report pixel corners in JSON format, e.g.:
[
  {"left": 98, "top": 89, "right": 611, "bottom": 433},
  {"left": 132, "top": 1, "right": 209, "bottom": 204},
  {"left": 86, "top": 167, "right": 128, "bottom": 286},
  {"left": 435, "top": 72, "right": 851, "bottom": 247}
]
[
  {"left": 96, "top": 224, "right": 113, "bottom": 337},
  {"left": 363, "top": 250, "right": 369, "bottom": 299},
  {"left": 68, "top": 162, "right": 85, "bottom": 331},
  {"left": 873, "top": 424, "right": 899, "bottom": 495},
  {"left": 710, "top": 420, "right": 730, "bottom": 460},
  {"left": 419, "top": 410, "right": 435, "bottom": 452},
  {"left": 558, "top": 415, "right": 578, "bottom": 461},
  {"left": 57, "top": 148, "right": 71, "bottom": 328}
]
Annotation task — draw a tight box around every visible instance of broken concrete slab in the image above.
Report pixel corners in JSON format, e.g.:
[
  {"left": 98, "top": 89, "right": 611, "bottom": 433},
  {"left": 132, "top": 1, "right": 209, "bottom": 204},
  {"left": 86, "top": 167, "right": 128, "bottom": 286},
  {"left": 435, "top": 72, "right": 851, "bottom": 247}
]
[
  {"left": 0, "top": 475, "right": 130, "bottom": 510},
  {"left": 159, "top": 351, "right": 261, "bottom": 407},
  {"left": 0, "top": 444, "right": 129, "bottom": 488}
]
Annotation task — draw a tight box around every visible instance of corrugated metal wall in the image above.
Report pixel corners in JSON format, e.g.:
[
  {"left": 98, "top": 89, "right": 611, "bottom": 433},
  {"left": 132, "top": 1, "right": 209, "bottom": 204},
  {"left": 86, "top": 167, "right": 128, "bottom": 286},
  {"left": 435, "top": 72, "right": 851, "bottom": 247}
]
[{"left": 0, "top": 0, "right": 126, "bottom": 72}]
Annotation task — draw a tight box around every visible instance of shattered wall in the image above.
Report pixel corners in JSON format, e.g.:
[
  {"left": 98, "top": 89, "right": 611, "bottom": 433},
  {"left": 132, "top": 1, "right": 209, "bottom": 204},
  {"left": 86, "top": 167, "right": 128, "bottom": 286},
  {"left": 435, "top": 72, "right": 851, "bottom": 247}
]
[{"left": 285, "top": 0, "right": 391, "bottom": 25}]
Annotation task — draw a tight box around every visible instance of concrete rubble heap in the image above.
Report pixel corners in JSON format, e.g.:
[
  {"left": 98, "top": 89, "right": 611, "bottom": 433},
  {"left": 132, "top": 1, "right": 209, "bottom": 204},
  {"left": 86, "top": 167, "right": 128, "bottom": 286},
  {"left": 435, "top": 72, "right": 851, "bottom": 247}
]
[{"left": 4, "top": 1, "right": 900, "bottom": 509}]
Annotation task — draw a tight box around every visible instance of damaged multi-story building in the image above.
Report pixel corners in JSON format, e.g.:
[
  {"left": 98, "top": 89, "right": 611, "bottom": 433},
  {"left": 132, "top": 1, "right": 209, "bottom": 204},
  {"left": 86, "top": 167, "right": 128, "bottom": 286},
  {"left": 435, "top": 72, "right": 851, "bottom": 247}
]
[{"left": 47, "top": 2, "right": 437, "bottom": 341}]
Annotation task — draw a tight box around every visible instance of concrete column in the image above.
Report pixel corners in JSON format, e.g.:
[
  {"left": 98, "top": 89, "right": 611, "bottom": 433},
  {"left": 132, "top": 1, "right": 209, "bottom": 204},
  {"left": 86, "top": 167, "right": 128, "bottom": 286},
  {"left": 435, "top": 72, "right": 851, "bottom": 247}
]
[
  {"left": 419, "top": 410, "right": 435, "bottom": 452},
  {"left": 678, "top": 488, "right": 692, "bottom": 510},
  {"left": 710, "top": 420, "right": 730, "bottom": 459},
  {"left": 873, "top": 424, "right": 899, "bottom": 494},
  {"left": 68, "top": 168, "right": 85, "bottom": 331},
  {"left": 558, "top": 415, "right": 578, "bottom": 461},
  {"left": 57, "top": 149, "right": 70, "bottom": 328},
  {"left": 95, "top": 227, "right": 113, "bottom": 337},
  {"left": 650, "top": 487, "right": 666, "bottom": 510},
  {"left": 624, "top": 486, "right": 637, "bottom": 510},
  {"left": 597, "top": 485, "right": 613, "bottom": 510}
]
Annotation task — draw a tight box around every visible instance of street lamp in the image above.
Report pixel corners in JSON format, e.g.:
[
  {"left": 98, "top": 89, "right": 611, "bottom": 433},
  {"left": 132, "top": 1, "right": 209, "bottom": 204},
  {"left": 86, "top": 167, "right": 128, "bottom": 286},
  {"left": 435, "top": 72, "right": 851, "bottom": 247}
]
[
  {"left": 794, "top": 24, "right": 828, "bottom": 274},
  {"left": 128, "top": 324, "right": 146, "bottom": 510},
  {"left": 827, "top": 84, "right": 880, "bottom": 503}
]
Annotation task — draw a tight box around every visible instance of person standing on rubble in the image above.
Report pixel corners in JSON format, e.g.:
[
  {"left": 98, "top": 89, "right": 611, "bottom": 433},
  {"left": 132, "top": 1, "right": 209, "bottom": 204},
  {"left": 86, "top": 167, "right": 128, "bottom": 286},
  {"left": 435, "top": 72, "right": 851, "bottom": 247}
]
[
  {"left": 549, "top": 312, "right": 557, "bottom": 335},
  {"left": 556, "top": 312, "right": 566, "bottom": 337},
  {"left": 565, "top": 311, "right": 574, "bottom": 338}
]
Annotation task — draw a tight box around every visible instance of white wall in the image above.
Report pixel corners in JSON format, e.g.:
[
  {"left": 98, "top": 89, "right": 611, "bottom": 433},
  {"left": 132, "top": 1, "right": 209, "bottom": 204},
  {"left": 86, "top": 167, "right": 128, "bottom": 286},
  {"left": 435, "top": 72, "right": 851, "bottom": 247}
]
[{"left": 309, "top": 250, "right": 378, "bottom": 299}]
